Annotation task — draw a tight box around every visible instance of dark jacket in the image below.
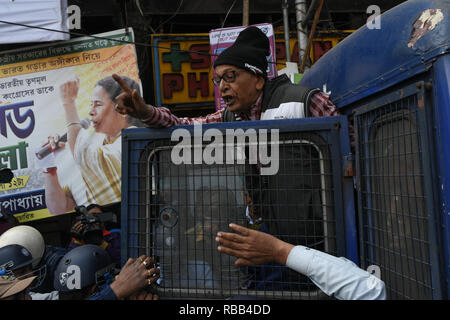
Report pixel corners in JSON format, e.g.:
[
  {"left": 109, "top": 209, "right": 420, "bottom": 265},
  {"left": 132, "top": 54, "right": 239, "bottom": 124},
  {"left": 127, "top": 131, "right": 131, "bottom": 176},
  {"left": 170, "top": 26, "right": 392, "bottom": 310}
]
[
  {"left": 222, "top": 74, "right": 326, "bottom": 290},
  {"left": 222, "top": 74, "right": 320, "bottom": 122}
]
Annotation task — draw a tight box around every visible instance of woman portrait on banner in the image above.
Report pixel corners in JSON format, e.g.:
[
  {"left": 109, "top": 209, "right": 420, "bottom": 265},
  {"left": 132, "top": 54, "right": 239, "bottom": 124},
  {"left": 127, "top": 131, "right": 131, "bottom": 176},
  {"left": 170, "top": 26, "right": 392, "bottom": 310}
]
[{"left": 37, "top": 75, "right": 143, "bottom": 214}]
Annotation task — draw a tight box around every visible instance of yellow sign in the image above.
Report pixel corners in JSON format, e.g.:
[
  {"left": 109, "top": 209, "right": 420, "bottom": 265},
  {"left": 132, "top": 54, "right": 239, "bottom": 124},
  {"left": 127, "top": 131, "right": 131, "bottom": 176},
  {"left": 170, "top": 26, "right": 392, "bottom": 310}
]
[
  {"left": 0, "top": 175, "right": 30, "bottom": 191},
  {"left": 152, "top": 34, "right": 214, "bottom": 108},
  {"left": 14, "top": 208, "right": 56, "bottom": 223},
  {"left": 274, "top": 31, "right": 354, "bottom": 69}
]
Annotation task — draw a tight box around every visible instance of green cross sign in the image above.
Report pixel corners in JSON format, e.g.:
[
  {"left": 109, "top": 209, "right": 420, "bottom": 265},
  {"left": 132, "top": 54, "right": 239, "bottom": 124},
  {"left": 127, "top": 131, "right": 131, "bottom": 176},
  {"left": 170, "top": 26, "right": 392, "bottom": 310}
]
[{"left": 162, "top": 43, "right": 190, "bottom": 72}]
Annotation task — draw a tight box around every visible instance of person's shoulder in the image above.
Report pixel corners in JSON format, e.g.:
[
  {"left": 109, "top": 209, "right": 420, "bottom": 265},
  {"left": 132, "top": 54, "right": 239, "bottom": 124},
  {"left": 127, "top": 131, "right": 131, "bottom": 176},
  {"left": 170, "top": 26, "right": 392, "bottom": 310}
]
[
  {"left": 266, "top": 74, "right": 314, "bottom": 95},
  {"left": 266, "top": 74, "right": 291, "bottom": 87}
]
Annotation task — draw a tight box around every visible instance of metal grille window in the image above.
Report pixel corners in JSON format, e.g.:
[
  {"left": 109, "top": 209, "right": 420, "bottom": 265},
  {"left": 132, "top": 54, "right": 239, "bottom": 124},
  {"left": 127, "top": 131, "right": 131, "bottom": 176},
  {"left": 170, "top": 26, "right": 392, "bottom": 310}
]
[
  {"left": 355, "top": 82, "right": 443, "bottom": 299},
  {"left": 122, "top": 118, "right": 355, "bottom": 299}
]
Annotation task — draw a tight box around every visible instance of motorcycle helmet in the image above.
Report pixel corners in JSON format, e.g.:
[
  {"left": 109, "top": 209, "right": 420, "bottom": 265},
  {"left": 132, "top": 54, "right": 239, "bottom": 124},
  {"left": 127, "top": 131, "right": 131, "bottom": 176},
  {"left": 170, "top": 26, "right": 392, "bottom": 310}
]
[
  {"left": 0, "top": 244, "right": 46, "bottom": 289},
  {"left": 54, "top": 245, "right": 115, "bottom": 292},
  {"left": 0, "top": 225, "right": 45, "bottom": 268}
]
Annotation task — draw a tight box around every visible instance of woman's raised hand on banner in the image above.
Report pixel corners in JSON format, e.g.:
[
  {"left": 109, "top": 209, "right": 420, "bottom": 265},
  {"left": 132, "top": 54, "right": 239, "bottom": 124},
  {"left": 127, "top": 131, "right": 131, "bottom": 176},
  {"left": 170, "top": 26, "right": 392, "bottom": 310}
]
[
  {"left": 60, "top": 76, "right": 80, "bottom": 107},
  {"left": 59, "top": 76, "right": 82, "bottom": 155}
]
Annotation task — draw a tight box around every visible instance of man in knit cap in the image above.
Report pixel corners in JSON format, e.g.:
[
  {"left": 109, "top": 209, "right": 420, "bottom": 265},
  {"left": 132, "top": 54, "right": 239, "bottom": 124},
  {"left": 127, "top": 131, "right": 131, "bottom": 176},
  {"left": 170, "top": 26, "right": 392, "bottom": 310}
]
[
  {"left": 111, "top": 24, "right": 343, "bottom": 244},
  {"left": 112, "top": 25, "right": 339, "bottom": 125},
  {"left": 112, "top": 26, "right": 346, "bottom": 292}
]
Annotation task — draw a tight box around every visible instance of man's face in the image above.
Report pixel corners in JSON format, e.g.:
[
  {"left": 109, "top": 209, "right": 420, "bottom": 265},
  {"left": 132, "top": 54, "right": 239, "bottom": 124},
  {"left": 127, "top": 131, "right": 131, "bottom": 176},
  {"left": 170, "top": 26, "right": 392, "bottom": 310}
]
[
  {"left": 89, "top": 86, "right": 117, "bottom": 134},
  {"left": 214, "top": 65, "right": 265, "bottom": 114}
]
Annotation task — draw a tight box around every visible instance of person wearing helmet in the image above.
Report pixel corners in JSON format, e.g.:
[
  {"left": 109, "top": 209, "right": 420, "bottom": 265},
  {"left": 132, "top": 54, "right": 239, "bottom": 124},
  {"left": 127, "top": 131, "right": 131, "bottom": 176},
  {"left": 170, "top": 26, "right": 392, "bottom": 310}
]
[
  {"left": 54, "top": 245, "right": 159, "bottom": 300},
  {"left": 0, "top": 244, "right": 37, "bottom": 277},
  {"left": 0, "top": 244, "right": 57, "bottom": 300},
  {"left": 0, "top": 225, "right": 45, "bottom": 268},
  {"left": 0, "top": 244, "right": 36, "bottom": 300},
  {"left": 0, "top": 225, "right": 67, "bottom": 293}
]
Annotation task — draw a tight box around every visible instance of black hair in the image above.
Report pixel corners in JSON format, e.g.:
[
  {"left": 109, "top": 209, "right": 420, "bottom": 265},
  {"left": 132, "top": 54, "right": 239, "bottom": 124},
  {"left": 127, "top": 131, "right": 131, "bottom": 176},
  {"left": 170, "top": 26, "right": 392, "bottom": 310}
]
[
  {"left": 86, "top": 203, "right": 103, "bottom": 212},
  {"left": 86, "top": 202, "right": 121, "bottom": 230},
  {"left": 95, "top": 76, "right": 140, "bottom": 102}
]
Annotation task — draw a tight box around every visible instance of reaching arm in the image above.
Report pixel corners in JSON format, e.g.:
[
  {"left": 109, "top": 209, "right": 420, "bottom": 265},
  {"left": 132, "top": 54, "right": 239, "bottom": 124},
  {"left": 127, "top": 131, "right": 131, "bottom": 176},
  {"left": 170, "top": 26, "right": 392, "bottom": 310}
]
[
  {"left": 89, "top": 255, "right": 160, "bottom": 300},
  {"left": 112, "top": 73, "right": 225, "bottom": 127},
  {"left": 216, "top": 223, "right": 294, "bottom": 266},
  {"left": 285, "top": 245, "right": 385, "bottom": 300},
  {"left": 216, "top": 223, "right": 385, "bottom": 300},
  {"left": 112, "top": 73, "right": 155, "bottom": 121},
  {"left": 109, "top": 255, "right": 160, "bottom": 300}
]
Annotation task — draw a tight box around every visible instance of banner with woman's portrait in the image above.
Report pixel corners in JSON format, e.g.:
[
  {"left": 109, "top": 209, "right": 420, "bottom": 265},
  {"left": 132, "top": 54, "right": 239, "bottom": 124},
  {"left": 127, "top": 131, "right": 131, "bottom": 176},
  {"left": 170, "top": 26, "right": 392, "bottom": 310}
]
[{"left": 0, "top": 29, "right": 141, "bottom": 222}]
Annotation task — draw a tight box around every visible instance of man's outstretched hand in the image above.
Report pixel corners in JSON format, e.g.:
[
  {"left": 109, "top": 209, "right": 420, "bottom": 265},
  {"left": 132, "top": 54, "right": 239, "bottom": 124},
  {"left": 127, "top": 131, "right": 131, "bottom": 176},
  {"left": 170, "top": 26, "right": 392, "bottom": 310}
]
[
  {"left": 112, "top": 73, "right": 153, "bottom": 120},
  {"left": 215, "top": 223, "right": 294, "bottom": 266}
]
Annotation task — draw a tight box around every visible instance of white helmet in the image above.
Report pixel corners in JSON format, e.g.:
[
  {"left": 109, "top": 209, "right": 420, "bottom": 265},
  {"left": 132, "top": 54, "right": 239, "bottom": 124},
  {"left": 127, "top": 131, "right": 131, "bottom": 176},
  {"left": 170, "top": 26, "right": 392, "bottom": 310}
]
[{"left": 0, "top": 225, "right": 45, "bottom": 268}]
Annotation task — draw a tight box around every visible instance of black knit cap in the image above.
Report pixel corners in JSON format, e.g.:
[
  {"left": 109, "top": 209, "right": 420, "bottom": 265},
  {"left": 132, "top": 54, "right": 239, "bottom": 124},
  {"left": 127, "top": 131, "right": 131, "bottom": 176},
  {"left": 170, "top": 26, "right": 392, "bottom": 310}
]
[{"left": 213, "top": 26, "right": 270, "bottom": 77}]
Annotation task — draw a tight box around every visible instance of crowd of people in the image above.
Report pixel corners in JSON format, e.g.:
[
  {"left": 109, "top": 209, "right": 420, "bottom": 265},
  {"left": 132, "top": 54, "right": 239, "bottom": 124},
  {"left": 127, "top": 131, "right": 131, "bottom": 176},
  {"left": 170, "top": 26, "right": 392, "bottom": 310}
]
[
  {"left": 0, "top": 204, "right": 159, "bottom": 300},
  {"left": 1, "top": 26, "right": 385, "bottom": 300},
  {"left": 0, "top": 211, "right": 385, "bottom": 300}
]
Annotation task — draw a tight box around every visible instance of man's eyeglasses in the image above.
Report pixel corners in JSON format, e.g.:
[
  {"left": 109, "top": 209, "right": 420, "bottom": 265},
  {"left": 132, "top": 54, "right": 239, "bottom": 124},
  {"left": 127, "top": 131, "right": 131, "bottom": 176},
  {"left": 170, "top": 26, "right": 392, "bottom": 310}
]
[{"left": 212, "top": 69, "right": 241, "bottom": 87}]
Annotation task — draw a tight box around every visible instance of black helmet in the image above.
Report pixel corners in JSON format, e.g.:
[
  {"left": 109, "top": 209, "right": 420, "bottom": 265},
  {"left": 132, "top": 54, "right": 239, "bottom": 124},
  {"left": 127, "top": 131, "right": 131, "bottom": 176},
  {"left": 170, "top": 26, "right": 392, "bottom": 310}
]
[
  {"left": 0, "top": 244, "right": 34, "bottom": 272},
  {"left": 54, "top": 245, "right": 115, "bottom": 292},
  {"left": 0, "top": 244, "right": 46, "bottom": 290}
]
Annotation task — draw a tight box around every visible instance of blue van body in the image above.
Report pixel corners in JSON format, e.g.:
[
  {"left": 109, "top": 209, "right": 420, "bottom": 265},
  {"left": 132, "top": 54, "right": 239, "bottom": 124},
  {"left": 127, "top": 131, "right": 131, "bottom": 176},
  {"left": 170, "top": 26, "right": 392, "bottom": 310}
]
[{"left": 300, "top": 0, "right": 449, "bottom": 299}]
